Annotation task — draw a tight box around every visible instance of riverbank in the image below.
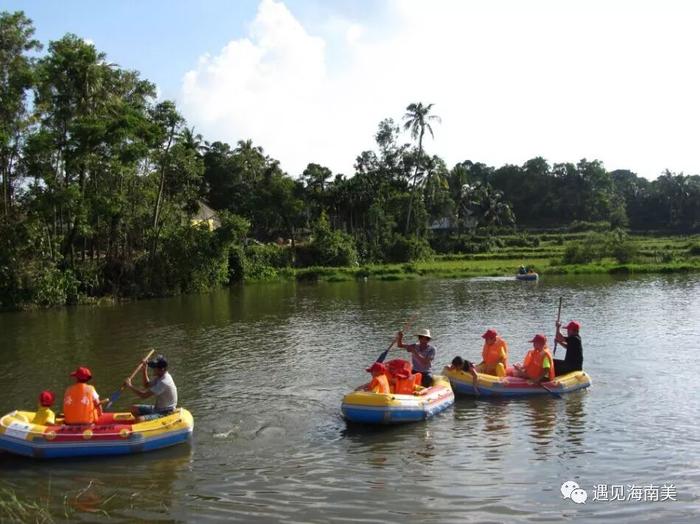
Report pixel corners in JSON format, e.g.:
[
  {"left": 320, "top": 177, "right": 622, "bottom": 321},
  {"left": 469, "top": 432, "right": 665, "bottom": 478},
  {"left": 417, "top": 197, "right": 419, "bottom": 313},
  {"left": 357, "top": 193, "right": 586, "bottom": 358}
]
[
  {"left": 286, "top": 233, "right": 700, "bottom": 282},
  {"left": 2, "top": 233, "right": 699, "bottom": 311}
]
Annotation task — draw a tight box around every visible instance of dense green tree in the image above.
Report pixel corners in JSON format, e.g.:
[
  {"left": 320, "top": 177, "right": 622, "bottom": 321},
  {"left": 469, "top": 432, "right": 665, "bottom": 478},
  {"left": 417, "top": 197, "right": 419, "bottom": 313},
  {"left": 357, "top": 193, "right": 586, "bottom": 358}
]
[{"left": 0, "top": 11, "right": 41, "bottom": 216}]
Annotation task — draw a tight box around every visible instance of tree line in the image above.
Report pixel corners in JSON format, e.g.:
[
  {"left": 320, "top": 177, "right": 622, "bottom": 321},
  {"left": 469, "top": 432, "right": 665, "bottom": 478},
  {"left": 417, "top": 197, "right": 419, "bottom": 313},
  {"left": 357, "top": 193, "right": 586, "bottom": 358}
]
[{"left": 1, "top": 11, "right": 699, "bottom": 308}]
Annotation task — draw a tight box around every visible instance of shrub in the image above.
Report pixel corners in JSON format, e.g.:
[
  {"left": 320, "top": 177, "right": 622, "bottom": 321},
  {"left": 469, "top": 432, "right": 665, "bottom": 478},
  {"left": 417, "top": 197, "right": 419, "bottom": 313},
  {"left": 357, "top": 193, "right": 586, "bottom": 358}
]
[
  {"left": 503, "top": 235, "right": 540, "bottom": 248},
  {"left": 305, "top": 214, "right": 358, "bottom": 267},
  {"left": 688, "top": 243, "right": 700, "bottom": 256},
  {"left": 386, "top": 235, "right": 434, "bottom": 263},
  {"left": 611, "top": 242, "right": 638, "bottom": 264},
  {"left": 568, "top": 220, "right": 612, "bottom": 232},
  {"left": 562, "top": 242, "right": 595, "bottom": 264},
  {"left": 31, "top": 266, "right": 79, "bottom": 307}
]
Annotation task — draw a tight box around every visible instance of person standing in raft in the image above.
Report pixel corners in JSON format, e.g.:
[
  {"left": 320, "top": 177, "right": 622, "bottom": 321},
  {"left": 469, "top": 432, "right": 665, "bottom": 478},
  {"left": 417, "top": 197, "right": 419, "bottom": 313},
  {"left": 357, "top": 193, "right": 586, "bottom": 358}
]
[
  {"left": 366, "top": 362, "right": 391, "bottom": 394},
  {"left": 512, "top": 334, "right": 555, "bottom": 383},
  {"left": 63, "top": 367, "right": 108, "bottom": 424},
  {"left": 397, "top": 328, "right": 436, "bottom": 388},
  {"left": 124, "top": 354, "right": 178, "bottom": 420},
  {"left": 476, "top": 329, "right": 508, "bottom": 377},
  {"left": 553, "top": 320, "right": 583, "bottom": 376}
]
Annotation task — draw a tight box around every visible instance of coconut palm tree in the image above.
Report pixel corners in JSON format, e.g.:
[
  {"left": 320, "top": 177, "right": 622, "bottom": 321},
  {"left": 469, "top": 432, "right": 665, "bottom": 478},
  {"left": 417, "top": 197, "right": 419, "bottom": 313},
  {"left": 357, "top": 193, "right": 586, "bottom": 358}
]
[{"left": 403, "top": 102, "right": 440, "bottom": 234}]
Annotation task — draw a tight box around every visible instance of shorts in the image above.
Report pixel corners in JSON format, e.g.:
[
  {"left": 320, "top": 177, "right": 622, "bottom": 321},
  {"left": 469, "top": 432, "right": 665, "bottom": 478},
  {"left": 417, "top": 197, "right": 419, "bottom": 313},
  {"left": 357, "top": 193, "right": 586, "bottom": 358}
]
[{"left": 133, "top": 404, "right": 174, "bottom": 420}]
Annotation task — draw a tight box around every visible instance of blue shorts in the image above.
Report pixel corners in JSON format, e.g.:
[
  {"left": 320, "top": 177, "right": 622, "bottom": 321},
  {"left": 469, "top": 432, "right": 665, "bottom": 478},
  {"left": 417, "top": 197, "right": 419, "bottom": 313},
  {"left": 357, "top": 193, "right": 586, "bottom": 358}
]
[{"left": 133, "top": 405, "right": 174, "bottom": 420}]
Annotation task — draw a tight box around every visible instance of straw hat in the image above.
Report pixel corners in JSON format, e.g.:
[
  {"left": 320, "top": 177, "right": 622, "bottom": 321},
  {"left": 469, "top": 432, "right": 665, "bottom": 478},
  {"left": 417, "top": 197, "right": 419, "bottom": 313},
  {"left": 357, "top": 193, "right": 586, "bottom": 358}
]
[{"left": 414, "top": 328, "right": 432, "bottom": 339}]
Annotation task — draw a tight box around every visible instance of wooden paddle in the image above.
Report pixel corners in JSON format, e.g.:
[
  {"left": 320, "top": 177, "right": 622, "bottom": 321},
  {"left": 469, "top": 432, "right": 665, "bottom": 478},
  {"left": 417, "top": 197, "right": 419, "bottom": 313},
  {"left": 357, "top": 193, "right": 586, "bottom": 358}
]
[
  {"left": 376, "top": 315, "right": 416, "bottom": 363},
  {"left": 538, "top": 380, "right": 562, "bottom": 398},
  {"left": 105, "top": 349, "right": 155, "bottom": 409},
  {"left": 553, "top": 297, "right": 563, "bottom": 356}
]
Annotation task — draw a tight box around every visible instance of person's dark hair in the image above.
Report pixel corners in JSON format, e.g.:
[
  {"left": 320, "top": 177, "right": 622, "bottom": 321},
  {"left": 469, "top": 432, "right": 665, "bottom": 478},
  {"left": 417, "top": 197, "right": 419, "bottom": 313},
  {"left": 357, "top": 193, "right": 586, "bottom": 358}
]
[
  {"left": 462, "top": 359, "right": 475, "bottom": 371},
  {"left": 148, "top": 354, "right": 168, "bottom": 369},
  {"left": 451, "top": 356, "right": 464, "bottom": 368}
]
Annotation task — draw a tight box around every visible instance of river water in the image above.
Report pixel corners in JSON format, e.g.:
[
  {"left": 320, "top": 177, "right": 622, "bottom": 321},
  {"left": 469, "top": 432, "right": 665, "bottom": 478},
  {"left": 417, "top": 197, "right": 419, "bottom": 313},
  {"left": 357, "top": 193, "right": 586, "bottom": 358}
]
[{"left": 1, "top": 275, "right": 699, "bottom": 522}]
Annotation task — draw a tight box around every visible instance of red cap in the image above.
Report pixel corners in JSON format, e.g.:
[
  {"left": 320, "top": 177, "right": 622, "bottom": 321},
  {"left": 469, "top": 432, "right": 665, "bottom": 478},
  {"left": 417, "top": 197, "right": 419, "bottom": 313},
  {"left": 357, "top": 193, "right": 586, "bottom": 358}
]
[
  {"left": 70, "top": 366, "right": 92, "bottom": 382},
  {"left": 39, "top": 390, "right": 55, "bottom": 407},
  {"left": 565, "top": 321, "right": 580, "bottom": 332},
  {"left": 529, "top": 334, "right": 547, "bottom": 345},
  {"left": 481, "top": 329, "right": 498, "bottom": 339},
  {"left": 366, "top": 362, "right": 387, "bottom": 374}
]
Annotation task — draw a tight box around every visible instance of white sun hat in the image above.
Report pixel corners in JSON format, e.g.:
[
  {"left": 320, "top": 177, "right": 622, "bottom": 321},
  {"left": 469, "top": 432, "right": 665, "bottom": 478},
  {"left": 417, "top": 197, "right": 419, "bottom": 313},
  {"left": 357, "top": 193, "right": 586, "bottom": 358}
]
[{"left": 414, "top": 328, "right": 432, "bottom": 339}]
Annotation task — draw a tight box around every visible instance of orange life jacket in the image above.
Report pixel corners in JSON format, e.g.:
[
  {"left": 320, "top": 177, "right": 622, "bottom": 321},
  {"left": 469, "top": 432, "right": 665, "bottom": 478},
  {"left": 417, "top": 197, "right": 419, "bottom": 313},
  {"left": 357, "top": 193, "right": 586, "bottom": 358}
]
[
  {"left": 63, "top": 383, "right": 100, "bottom": 424},
  {"left": 369, "top": 374, "right": 391, "bottom": 394},
  {"left": 483, "top": 337, "right": 508, "bottom": 366},
  {"left": 394, "top": 376, "right": 416, "bottom": 394},
  {"left": 523, "top": 347, "right": 555, "bottom": 381}
]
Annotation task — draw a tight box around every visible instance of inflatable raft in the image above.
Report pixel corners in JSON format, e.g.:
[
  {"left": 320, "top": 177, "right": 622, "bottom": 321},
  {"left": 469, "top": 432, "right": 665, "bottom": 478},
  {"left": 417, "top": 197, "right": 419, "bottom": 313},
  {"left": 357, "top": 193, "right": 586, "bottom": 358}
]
[
  {"left": 0, "top": 409, "right": 193, "bottom": 458},
  {"left": 516, "top": 272, "right": 539, "bottom": 281},
  {"left": 341, "top": 375, "right": 455, "bottom": 424},
  {"left": 444, "top": 368, "right": 591, "bottom": 397}
]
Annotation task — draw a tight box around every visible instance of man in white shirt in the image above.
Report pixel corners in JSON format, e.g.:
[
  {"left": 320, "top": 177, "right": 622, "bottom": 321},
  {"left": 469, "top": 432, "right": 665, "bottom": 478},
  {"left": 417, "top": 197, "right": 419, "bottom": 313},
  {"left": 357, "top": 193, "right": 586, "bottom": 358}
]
[{"left": 125, "top": 354, "right": 178, "bottom": 420}]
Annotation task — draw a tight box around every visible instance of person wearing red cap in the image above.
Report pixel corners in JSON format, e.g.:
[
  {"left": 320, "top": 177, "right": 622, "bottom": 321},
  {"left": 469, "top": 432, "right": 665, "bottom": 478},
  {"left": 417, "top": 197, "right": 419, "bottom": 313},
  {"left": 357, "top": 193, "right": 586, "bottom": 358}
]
[
  {"left": 512, "top": 334, "right": 555, "bottom": 382},
  {"left": 476, "top": 329, "right": 508, "bottom": 377},
  {"left": 365, "top": 362, "right": 391, "bottom": 394},
  {"left": 553, "top": 320, "right": 583, "bottom": 376},
  {"left": 63, "top": 366, "right": 106, "bottom": 424},
  {"left": 33, "top": 390, "right": 56, "bottom": 426}
]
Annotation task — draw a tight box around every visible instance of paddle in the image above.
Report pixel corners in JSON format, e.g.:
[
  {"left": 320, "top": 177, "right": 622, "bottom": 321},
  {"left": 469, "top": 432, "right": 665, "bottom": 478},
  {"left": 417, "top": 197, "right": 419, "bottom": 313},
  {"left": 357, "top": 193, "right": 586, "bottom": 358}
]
[
  {"left": 376, "top": 315, "right": 416, "bottom": 363},
  {"left": 105, "top": 349, "right": 155, "bottom": 409},
  {"left": 538, "top": 380, "right": 562, "bottom": 398},
  {"left": 553, "top": 296, "right": 563, "bottom": 356}
]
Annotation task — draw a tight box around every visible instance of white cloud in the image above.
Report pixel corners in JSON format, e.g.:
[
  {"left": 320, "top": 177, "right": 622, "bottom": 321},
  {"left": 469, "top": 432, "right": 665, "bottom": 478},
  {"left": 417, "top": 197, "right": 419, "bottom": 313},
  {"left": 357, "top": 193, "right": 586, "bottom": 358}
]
[{"left": 180, "top": 0, "right": 700, "bottom": 178}]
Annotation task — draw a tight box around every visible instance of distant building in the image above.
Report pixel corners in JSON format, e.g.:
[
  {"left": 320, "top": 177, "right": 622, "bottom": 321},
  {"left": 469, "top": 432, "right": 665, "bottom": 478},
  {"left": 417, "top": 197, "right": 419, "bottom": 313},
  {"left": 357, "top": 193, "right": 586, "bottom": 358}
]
[
  {"left": 428, "top": 216, "right": 477, "bottom": 233},
  {"left": 190, "top": 200, "right": 221, "bottom": 231}
]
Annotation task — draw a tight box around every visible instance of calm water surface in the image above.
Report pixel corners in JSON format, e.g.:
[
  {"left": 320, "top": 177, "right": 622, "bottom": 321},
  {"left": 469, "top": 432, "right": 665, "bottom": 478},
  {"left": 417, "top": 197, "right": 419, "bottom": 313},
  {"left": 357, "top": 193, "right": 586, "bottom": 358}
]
[{"left": 1, "top": 275, "right": 699, "bottom": 522}]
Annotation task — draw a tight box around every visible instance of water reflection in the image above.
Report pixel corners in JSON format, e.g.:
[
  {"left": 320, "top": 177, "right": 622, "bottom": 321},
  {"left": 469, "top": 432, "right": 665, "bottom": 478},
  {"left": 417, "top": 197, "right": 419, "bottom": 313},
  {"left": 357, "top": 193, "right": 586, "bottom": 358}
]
[{"left": 523, "top": 397, "right": 557, "bottom": 459}]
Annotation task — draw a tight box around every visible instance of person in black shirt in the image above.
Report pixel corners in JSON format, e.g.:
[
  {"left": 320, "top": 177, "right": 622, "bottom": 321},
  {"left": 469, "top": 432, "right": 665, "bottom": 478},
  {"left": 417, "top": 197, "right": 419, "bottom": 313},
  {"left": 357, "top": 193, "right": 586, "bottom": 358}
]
[{"left": 553, "top": 320, "right": 583, "bottom": 376}]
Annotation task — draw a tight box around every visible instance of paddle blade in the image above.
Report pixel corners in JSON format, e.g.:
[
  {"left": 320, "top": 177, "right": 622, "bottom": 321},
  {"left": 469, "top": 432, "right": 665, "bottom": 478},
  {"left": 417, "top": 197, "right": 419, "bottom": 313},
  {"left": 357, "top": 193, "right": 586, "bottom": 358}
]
[{"left": 105, "top": 389, "right": 122, "bottom": 409}]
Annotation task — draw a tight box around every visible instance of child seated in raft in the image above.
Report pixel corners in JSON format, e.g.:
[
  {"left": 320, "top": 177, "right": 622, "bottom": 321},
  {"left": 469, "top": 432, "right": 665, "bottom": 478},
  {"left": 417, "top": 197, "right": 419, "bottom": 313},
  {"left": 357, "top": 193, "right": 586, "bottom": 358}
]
[
  {"left": 32, "top": 390, "right": 56, "bottom": 426},
  {"left": 384, "top": 359, "right": 423, "bottom": 394},
  {"left": 63, "top": 367, "right": 108, "bottom": 425},
  {"left": 366, "top": 362, "right": 391, "bottom": 394},
  {"left": 510, "top": 334, "right": 555, "bottom": 383}
]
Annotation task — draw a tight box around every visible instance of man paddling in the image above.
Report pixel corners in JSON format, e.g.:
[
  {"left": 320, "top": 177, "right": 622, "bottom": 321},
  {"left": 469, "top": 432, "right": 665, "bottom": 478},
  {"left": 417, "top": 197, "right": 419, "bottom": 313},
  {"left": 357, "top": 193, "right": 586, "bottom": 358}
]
[
  {"left": 397, "top": 328, "right": 436, "bottom": 388},
  {"left": 553, "top": 320, "right": 584, "bottom": 376},
  {"left": 124, "top": 354, "right": 178, "bottom": 420}
]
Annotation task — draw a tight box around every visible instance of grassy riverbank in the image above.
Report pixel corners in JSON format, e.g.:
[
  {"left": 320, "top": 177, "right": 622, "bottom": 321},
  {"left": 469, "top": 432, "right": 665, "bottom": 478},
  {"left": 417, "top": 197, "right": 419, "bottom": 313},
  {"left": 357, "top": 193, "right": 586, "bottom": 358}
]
[{"left": 287, "top": 233, "right": 700, "bottom": 282}]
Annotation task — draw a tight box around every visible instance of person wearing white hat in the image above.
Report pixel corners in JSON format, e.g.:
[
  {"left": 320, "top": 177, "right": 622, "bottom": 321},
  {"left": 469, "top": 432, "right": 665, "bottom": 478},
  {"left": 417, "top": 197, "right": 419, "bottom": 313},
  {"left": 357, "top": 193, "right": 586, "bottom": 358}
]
[{"left": 397, "top": 328, "right": 436, "bottom": 387}]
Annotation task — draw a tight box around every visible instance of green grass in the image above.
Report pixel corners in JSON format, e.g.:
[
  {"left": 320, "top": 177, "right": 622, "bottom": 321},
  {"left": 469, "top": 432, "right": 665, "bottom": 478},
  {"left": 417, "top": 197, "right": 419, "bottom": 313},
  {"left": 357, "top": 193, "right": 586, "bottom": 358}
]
[{"left": 253, "top": 233, "right": 700, "bottom": 283}]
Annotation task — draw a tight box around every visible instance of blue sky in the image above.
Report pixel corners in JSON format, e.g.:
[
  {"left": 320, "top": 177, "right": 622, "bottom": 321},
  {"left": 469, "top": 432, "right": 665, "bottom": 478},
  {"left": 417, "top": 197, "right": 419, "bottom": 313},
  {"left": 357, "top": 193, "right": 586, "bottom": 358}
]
[
  {"left": 6, "top": 0, "right": 384, "bottom": 99},
  {"left": 5, "top": 1, "right": 700, "bottom": 179}
]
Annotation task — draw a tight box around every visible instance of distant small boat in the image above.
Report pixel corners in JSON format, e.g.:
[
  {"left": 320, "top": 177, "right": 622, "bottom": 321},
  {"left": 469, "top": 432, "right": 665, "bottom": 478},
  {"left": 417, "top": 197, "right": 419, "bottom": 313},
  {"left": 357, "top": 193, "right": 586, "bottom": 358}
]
[
  {"left": 516, "top": 272, "right": 538, "bottom": 281},
  {"left": 445, "top": 368, "right": 591, "bottom": 397},
  {"left": 341, "top": 375, "right": 454, "bottom": 424}
]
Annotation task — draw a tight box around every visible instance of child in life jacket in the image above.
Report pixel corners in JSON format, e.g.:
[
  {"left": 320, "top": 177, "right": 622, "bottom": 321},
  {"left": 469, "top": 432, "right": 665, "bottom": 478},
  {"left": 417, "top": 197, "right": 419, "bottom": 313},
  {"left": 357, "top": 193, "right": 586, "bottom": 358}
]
[
  {"left": 32, "top": 390, "right": 56, "bottom": 425},
  {"left": 384, "top": 359, "right": 422, "bottom": 394},
  {"left": 63, "top": 367, "right": 108, "bottom": 424},
  {"left": 511, "top": 334, "right": 555, "bottom": 383},
  {"left": 365, "top": 362, "right": 391, "bottom": 394}
]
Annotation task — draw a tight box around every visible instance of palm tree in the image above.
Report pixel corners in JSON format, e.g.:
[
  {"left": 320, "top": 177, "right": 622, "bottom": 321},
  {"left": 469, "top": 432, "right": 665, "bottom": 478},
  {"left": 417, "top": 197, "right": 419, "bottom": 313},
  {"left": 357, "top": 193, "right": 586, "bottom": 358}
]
[
  {"left": 179, "top": 126, "right": 207, "bottom": 157},
  {"left": 403, "top": 102, "right": 440, "bottom": 234}
]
